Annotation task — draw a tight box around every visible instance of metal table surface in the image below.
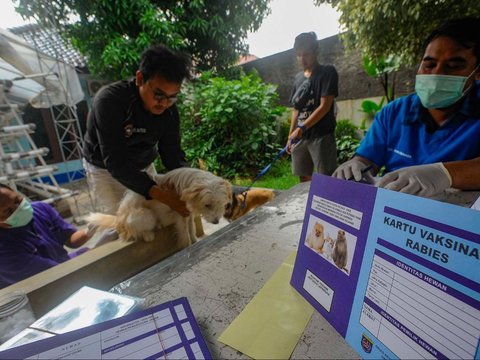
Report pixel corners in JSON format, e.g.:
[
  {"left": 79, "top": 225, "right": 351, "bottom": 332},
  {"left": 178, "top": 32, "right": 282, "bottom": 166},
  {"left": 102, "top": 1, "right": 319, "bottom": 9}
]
[{"left": 110, "top": 182, "right": 479, "bottom": 359}]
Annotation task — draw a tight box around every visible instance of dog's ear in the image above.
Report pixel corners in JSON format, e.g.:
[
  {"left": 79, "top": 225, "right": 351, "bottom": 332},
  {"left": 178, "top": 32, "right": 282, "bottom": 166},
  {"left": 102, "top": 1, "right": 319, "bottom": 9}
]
[
  {"left": 222, "top": 180, "right": 233, "bottom": 199},
  {"left": 181, "top": 184, "right": 207, "bottom": 202},
  {"left": 152, "top": 174, "right": 165, "bottom": 185},
  {"left": 224, "top": 189, "right": 239, "bottom": 220}
]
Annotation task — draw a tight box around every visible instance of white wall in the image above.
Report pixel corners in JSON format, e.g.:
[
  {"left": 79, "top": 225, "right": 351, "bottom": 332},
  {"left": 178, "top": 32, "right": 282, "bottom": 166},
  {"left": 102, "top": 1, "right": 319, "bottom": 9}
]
[{"left": 336, "top": 96, "right": 384, "bottom": 128}]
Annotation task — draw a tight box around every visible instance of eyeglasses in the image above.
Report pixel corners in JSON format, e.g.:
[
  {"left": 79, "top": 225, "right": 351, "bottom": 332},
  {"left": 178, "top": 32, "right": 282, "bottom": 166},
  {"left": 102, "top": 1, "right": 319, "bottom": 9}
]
[{"left": 147, "top": 81, "right": 179, "bottom": 104}]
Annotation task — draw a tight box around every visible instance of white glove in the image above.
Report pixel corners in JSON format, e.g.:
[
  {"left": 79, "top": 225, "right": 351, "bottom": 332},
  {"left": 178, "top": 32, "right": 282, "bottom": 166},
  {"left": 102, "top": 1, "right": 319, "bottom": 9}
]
[
  {"left": 333, "top": 158, "right": 374, "bottom": 183},
  {"left": 95, "top": 228, "right": 119, "bottom": 246},
  {"left": 85, "top": 223, "right": 99, "bottom": 238},
  {"left": 377, "top": 163, "right": 452, "bottom": 197}
]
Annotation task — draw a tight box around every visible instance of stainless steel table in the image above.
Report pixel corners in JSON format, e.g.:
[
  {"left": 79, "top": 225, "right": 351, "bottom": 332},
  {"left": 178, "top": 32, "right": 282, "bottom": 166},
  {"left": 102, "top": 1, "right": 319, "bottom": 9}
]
[{"left": 110, "top": 182, "right": 479, "bottom": 359}]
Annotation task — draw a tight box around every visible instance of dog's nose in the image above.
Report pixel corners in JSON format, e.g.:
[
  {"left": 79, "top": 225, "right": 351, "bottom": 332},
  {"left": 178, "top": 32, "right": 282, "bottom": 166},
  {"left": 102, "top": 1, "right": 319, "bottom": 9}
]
[{"left": 212, "top": 218, "right": 219, "bottom": 224}]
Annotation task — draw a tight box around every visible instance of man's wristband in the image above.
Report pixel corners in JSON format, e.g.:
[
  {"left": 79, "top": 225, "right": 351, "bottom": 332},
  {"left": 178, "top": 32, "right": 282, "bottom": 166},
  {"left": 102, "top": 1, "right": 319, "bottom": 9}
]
[{"left": 298, "top": 124, "right": 307, "bottom": 133}]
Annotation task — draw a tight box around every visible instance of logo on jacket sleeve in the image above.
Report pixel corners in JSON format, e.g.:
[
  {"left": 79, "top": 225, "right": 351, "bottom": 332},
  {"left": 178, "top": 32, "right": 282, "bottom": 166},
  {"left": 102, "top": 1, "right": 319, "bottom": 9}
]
[
  {"left": 124, "top": 124, "right": 134, "bottom": 138},
  {"left": 124, "top": 124, "right": 147, "bottom": 138}
]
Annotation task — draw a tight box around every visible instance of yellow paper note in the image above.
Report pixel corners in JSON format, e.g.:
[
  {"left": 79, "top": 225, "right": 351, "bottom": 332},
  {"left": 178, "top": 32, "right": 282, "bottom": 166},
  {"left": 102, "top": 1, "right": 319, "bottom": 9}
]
[{"left": 218, "top": 251, "right": 314, "bottom": 359}]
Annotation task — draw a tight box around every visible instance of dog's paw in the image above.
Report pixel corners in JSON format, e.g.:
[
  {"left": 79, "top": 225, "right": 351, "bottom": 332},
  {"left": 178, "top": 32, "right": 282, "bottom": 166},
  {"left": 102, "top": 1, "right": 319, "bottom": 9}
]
[
  {"left": 143, "top": 232, "right": 156, "bottom": 242},
  {"left": 176, "top": 236, "right": 191, "bottom": 249}
]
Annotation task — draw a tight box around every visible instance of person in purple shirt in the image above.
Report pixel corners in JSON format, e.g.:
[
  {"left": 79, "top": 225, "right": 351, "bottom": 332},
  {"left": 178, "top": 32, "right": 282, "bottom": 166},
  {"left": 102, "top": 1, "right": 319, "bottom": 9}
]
[{"left": 0, "top": 184, "right": 96, "bottom": 289}]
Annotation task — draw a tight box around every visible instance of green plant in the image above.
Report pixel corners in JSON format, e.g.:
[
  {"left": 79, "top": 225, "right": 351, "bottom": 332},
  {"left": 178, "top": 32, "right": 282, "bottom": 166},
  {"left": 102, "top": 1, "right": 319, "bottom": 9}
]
[
  {"left": 335, "top": 118, "right": 358, "bottom": 139},
  {"left": 16, "top": 0, "right": 271, "bottom": 79},
  {"left": 233, "top": 159, "right": 299, "bottom": 190},
  {"left": 314, "top": 0, "right": 480, "bottom": 66},
  {"left": 178, "top": 71, "right": 287, "bottom": 179},
  {"left": 358, "top": 97, "right": 385, "bottom": 132},
  {"left": 335, "top": 119, "right": 361, "bottom": 165},
  {"left": 275, "top": 111, "right": 291, "bottom": 146},
  {"left": 363, "top": 55, "right": 400, "bottom": 102},
  {"left": 336, "top": 135, "right": 360, "bottom": 165}
]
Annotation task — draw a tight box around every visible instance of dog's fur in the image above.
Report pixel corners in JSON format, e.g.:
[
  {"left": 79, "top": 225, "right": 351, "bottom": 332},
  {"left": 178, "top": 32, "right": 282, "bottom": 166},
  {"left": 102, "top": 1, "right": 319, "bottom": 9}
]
[
  {"left": 332, "top": 230, "right": 348, "bottom": 273},
  {"left": 86, "top": 168, "right": 232, "bottom": 248},
  {"left": 224, "top": 187, "right": 275, "bottom": 222},
  {"left": 306, "top": 222, "right": 325, "bottom": 253},
  {"left": 323, "top": 235, "right": 335, "bottom": 261}
]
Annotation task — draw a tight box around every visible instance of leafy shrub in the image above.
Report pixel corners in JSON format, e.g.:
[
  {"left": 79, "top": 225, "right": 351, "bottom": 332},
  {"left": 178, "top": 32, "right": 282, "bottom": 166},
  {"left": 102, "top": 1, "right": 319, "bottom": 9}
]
[
  {"left": 275, "top": 111, "right": 291, "bottom": 146},
  {"left": 336, "top": 118, "right": 358, "bottom": 138},
  {"left": 335, "top": 119, "right": 361, "bottom": 164},
  {"left": 178, "top": 71, "right": 287, "bottom": 178},
  {"left": 336, "top": 135, "right": 360, "bottom": 164}
]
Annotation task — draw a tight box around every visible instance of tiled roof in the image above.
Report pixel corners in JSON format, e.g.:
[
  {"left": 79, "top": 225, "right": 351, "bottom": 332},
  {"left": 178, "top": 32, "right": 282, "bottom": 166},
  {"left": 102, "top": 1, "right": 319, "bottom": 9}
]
[
  {"left": 8, "top": 23, "right": 87, "bottom": 70},
  {"left": 237, "top": 54, "right": 258, "bottom": 65}
]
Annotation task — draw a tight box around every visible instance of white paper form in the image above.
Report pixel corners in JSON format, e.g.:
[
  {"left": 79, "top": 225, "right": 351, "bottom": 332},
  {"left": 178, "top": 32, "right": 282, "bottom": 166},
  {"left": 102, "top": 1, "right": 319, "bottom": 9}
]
[
  {"left": 360, "top": 251, "right": 480, "bottom": 359},
  {"left": 0, "top": 298, "right": 211, "bottom": 360}
]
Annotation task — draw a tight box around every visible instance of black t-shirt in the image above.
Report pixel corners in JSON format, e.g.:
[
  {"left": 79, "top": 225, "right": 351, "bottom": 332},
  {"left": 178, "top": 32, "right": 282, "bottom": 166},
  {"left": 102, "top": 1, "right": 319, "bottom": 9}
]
[
  {"left": 290, "top": 64, "right": 339, "bottom": 139},
  {"left": 83, "top": 79, "right": 187, "bottom": 198}
]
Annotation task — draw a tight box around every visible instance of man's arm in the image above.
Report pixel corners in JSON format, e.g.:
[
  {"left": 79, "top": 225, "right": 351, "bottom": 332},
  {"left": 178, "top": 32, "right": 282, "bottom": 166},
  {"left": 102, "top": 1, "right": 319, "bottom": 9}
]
[
  {"left": 65, "top": 229, "right": 95, "bottom": 248},
  {"left": 289, "top": 95, "right": 335, "bottom": 143},
  {"left": 303, "top": 95, "right": 335, "bottom": 129},
  {"left": 287, "top": 109, "right": 299, "bottom": 154},
  {"left": 157, "top": 106, "right": 189, "bottom": 170},
  {"left": 444, "top": 157, "right": 480, "bottom": 189},
  {"left": 149, "top": 185, "right": 190, "bottom": 217},
  {"left": 93, "top": 90, "right": 156, "bottom": 198}
]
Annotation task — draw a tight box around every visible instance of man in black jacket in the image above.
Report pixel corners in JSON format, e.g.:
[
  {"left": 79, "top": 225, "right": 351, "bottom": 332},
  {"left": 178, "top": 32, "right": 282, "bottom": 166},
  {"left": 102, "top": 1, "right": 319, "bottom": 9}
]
[{"left": 83, "top": 45, "right": 191, "bottom": 215}]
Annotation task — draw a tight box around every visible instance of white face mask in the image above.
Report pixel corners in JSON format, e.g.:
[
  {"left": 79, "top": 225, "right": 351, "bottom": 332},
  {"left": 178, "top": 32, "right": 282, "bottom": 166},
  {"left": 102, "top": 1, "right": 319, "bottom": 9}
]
[
  {"left": 3, "top": 198, "right": 34, "bottom": 228},
  {"left": 415, "top": 66, "right": 478, "bottom": 109}
]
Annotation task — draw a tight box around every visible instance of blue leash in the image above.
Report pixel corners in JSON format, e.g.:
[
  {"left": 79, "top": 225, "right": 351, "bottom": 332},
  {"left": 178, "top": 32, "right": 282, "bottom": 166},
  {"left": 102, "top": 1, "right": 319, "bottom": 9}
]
[
  {"left": 245, "top": 145, "right": 288, "bottom": 192},
  {"left": 238, "top": 145, "right": 288, "bottom": 209}
]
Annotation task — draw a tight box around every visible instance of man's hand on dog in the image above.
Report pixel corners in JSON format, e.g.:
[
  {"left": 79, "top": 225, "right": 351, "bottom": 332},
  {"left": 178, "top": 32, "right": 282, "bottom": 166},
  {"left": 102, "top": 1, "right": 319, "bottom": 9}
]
[{"left": 149, "top": 185, "right": 190, "bottom": 217}]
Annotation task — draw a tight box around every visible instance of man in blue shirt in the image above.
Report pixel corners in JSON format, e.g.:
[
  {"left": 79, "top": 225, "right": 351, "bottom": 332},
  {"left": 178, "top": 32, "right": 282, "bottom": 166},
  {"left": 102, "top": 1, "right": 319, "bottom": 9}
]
[
  {"left": 0, "top": 184, "right": 95, "bottom": 289},
  {"left": 333, "top": 18, "right": 480, "bottom": 197}
]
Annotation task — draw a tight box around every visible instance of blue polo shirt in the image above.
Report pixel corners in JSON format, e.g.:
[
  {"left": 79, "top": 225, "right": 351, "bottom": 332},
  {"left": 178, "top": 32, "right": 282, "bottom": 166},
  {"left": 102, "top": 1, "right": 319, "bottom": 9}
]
[
  {"left": 356, "top": 81, "right": 480, "bottom": 172},
  {"left": 0, "top": 202, "right": 77, "bottom": 289}
]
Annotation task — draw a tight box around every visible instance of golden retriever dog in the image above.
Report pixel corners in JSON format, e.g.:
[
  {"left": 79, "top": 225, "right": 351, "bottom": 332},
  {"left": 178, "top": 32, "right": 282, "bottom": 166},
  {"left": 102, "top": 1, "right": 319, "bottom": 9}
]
[
  {"left": 224, "top": 187, "right": 275, "bottom": 222},
  {"left": 86, "top": 168, "right": 232, "bottom": 248}
]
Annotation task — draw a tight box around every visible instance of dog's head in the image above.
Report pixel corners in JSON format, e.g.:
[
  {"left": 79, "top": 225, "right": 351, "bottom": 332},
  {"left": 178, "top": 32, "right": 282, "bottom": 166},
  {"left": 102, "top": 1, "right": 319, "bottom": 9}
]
[
  {"left": 313, "top": 222, "right": 324, "bottom": 238},
  {"left": 181, "top": 178, "right": 232, "bottom": 224},
  {"left": 224, "top": 188, "right": 275, "bottom": 222},
  {"left": 224, "top": 189, "right": 246, "bottom": 222}
]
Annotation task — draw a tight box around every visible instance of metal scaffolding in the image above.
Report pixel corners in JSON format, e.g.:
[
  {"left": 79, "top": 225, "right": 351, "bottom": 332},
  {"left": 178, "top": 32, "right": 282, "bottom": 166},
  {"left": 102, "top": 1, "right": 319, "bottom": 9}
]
[
  {"left": 0, "top": 79, "right": 74, "bottom": 203},
  {"left": 1, "top": 19, "right": 93, "bottom": 222}
]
